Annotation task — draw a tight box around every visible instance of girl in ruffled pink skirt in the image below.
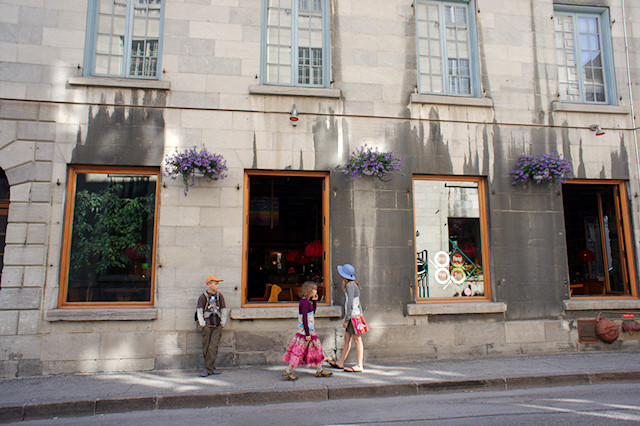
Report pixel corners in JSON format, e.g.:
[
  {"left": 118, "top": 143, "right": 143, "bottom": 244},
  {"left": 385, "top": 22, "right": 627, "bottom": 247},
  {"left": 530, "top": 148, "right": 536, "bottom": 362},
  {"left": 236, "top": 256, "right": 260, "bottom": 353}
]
[{"left": 282, "top": 282, "right": 332, "bottom": 380}]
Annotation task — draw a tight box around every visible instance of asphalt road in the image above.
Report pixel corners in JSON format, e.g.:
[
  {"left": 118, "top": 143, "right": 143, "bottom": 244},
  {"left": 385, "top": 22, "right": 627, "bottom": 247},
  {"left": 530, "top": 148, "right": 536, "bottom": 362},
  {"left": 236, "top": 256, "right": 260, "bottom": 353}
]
[{"left": 18, "top": 382, "right": 640, "bottom": 425}]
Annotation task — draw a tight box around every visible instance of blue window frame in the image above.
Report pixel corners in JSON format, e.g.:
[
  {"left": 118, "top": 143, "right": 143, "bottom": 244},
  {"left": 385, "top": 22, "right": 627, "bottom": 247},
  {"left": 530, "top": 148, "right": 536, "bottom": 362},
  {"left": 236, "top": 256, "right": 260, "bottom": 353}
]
[
  {"left": 260, "top": 0, "right": 330, "bottom": 87},
  {"left": 554, "top": 6, "right": 616, "bottom": 104},
  {"left": 83, "top": 0, "right": 165, "bottom": 79},
  {"left": 415, "top": 0, "right": 481, "bottom": 97}
]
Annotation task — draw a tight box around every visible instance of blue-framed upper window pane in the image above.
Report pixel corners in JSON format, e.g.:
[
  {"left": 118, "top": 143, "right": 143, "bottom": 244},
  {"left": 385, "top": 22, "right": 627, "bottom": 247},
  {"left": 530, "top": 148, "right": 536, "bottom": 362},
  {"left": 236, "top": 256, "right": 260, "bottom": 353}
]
[
  {"left": 85, "top": 0, "right": 164, "bottom": 79},
  {"left": 415, "top": 0, "right": 480, "bottom": 97},
  {"left": 554, "top": 6, "right": 615, "bottom": 104},
  {"left": 261, "top": 0, "right": 329, "bottom": 87}
]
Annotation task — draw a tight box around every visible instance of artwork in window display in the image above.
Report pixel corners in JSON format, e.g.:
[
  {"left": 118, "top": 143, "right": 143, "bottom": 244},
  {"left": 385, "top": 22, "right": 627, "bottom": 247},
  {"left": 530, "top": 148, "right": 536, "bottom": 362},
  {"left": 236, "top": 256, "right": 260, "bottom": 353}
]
[
  {"left": 414, "top": 178, "right": 487, "bottom": 300},
  {"left": 64, "top": 171, "right": 157, "bottom": 303}
]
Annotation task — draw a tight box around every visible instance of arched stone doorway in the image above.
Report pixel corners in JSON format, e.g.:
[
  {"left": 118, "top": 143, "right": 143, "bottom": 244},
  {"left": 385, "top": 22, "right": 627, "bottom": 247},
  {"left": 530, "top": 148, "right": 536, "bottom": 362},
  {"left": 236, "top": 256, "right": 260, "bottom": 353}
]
[{"left": 0, "top": 168, "right": 9, "bottom": 290}]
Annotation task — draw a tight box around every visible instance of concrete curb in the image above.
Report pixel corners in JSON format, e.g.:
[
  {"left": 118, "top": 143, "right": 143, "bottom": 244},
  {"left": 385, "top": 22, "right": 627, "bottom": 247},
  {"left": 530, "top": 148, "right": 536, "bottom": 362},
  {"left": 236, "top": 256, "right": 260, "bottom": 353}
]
[{"left": 1, "top": 371, "right": 639, "bottom": 423}]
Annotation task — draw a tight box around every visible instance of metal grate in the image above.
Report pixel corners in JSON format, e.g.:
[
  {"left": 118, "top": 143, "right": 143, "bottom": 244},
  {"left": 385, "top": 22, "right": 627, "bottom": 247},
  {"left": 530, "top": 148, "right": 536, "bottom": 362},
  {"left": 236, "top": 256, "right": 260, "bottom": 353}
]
[{"left": 578, "top": 319, "right": 598, "bottom": 343}]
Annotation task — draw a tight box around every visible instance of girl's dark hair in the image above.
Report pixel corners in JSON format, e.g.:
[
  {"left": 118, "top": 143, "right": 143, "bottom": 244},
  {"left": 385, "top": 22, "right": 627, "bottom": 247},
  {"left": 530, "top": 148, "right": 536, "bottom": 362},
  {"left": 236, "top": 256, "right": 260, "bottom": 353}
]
[{"left": 299, "top": 281, "right": 318, "bottom": 299}]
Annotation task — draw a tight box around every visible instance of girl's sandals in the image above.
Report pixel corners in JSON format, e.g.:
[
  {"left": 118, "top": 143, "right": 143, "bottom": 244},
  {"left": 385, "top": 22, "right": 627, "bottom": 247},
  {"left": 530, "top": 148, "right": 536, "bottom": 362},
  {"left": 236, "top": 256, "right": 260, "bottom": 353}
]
[
  {"left": 327, "top": 360, "right": 343, "bottom": 369},
  {"left": 315, "top": 368, "right": 333, "bottom": 377},
  {"left": 343, "top": 366, "right": 363, "bottom": 373},
  {"left": 282, "top": 370, "right": 298, "bottom": 381}
]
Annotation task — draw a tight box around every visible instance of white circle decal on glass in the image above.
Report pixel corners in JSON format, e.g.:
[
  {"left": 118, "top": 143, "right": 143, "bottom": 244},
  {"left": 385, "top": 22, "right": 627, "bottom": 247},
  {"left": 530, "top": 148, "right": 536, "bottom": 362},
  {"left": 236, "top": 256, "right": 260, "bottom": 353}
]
[
  {"left": 434, "top": 251, "right": 450, "bottom": 268},
  {"left": 434, "top": 268, "right": 450, "bottom": 285}
]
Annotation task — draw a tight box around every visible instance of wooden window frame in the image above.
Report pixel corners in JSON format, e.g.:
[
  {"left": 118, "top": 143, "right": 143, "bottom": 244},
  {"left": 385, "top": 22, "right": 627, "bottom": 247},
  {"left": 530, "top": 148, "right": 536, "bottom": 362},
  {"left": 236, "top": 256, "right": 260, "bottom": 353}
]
[
  {"left": 564, "top": 179, "right": 638, "bottom": 299},
  {"left": 58, "top": 165, "right": 160, "bottom": 308},
  {"left": 242, "top": 170, "right": 330, "bottom": 307},
  {"left": 413, "top": 175, "right": 491, "bottom": 303}
]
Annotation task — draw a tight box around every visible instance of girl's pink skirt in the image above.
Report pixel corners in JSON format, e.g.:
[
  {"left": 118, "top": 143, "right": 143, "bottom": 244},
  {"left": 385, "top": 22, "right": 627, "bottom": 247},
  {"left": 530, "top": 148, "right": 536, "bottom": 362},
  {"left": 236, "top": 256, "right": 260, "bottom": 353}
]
[{"left": 282, "top": 332, "right": 325, "bottom": 367}]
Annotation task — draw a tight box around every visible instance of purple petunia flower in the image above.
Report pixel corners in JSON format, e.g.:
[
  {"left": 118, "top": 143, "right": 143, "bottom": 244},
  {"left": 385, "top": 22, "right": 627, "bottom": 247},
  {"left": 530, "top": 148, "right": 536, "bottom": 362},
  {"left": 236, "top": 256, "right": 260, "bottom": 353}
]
[{"left": 163, "top": 145, "right": 228, "bottom": 196}]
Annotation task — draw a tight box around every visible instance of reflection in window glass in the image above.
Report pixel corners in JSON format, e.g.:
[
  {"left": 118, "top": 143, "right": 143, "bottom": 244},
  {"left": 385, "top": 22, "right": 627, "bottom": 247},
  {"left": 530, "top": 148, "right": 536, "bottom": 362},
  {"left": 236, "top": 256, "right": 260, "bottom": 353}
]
[
  {"left": 263, "top": 0, "right": 327, "bottom": 87},
  {"left": 245, "top": 173, "right": 328, "bottom": 304},
  {"left": 64, "top": 170, "right": 157, "bottom": 303},
  {"left": 414, "top": 178, "right": 487, "bottom": 300},
  {"left": 91, "top": 0, "right": 163, "bottom": 78},
  {"left": 563, "top": 182, "right": 635, "bottom": 296}
]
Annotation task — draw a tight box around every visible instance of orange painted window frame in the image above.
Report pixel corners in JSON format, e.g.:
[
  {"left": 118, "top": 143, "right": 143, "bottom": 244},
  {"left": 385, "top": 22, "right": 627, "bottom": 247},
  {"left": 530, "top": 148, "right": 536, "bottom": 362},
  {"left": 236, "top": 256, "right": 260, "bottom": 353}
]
[
  {"left": 242, "top": 170, "right": 330, "bottom": 307},
  {"left": 413, "top": 175, "right": 492, "bottom": 303},
  {"left": 564, "top": 179, "right": 638, "bottom": 298},
  {"left": 58, "top": 165, "right": 160, "bottom": 308}
]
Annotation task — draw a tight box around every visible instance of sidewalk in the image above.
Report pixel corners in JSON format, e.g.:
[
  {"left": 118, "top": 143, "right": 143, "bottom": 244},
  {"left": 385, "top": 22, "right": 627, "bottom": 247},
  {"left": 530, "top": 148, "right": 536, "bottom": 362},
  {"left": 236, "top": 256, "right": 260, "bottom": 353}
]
[{"left": 1, "top": 350, "right": 639, "bottom": 423}]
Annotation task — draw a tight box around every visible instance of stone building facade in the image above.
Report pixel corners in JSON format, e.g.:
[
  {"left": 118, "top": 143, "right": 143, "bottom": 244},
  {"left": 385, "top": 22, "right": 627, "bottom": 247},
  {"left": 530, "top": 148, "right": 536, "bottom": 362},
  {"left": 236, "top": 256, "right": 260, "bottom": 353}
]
[{"left": 1, "top": 0, "right": 640, "bottom": 377}]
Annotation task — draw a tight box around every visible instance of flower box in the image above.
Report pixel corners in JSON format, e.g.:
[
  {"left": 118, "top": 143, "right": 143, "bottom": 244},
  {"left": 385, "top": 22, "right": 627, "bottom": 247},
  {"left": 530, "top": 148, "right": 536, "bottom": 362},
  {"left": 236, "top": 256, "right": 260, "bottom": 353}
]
[
  {"left": 510, "top": 152, "right": 572, "bottom": 188},
  {"left": 340, "top": 144, "right": 404, "bottom": 182},
  {"left": 164, "top": 146, "right": 228, "bottom": 195}
]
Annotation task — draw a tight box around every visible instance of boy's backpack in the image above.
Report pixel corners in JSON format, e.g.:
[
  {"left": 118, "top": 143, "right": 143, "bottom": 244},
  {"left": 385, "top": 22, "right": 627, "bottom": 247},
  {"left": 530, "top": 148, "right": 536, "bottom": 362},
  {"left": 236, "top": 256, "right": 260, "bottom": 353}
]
[{"left": 194, "top": 292, "right": 208, "bottom": 322}]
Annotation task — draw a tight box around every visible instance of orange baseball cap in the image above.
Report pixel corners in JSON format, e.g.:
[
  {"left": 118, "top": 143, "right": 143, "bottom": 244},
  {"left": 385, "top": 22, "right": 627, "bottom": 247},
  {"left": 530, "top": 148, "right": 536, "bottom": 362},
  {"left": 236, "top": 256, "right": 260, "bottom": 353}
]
[{"left": 206, "top": 275, "right": 223, "bottom": 283}]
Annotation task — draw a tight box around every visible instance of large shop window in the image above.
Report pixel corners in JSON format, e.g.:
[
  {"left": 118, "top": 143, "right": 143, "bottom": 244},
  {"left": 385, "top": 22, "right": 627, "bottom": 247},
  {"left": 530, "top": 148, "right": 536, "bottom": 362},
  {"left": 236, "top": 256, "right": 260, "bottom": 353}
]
[
  {"left": 84, "top": 0, "right": 164, "bottom": 79},
  {"left": 243, "top": 171, "right": 329, "bottom": 305},
  {"left": 413, "top": 176, "right": 490, "bottom": 301},
  {"left": 0, "top": 169, "right": 9, "bottom": 290},
  {"left": 59, "top": 166, "right": 159, "bottom": 307},
  {"left": 563, "top": 181, "right": 637, "bottom": 297}
]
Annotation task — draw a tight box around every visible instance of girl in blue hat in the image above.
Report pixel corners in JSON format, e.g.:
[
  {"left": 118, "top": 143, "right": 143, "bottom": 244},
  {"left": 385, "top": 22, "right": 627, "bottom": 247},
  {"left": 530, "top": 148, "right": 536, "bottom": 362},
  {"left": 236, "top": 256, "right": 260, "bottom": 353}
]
[{"left": 328, "top": 263, "right": 365, "bottom": 372}]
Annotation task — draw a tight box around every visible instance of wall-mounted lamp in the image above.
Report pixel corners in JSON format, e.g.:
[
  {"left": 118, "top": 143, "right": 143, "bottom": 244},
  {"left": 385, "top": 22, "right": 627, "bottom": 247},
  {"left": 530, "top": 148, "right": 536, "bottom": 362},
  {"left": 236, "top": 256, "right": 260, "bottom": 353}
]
[
  {"left": 290, "top": 104, "right": 299, "bottom": 126},
  {"left": 589, "top": 124, "right": 605, "bottom": 136}
]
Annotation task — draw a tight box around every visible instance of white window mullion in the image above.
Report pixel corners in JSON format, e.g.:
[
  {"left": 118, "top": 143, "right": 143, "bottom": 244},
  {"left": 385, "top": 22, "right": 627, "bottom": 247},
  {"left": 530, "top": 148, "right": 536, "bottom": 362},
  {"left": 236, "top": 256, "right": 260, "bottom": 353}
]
[
  {"left": 291, "top": 0, "right": 299, "bottom": 86},
  {"left": 122, "top": 0, "right": 134, "bottom": 78},
  {"left": 439, "top": 3, "right": 449, "bottom": 94}
]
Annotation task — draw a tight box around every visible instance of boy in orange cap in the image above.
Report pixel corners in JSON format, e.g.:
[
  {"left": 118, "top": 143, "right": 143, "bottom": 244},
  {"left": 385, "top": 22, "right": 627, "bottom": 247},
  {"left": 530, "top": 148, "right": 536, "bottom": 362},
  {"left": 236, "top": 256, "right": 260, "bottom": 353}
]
[{"left": 196, "top": 275, "right": 228, "bottom": 376}]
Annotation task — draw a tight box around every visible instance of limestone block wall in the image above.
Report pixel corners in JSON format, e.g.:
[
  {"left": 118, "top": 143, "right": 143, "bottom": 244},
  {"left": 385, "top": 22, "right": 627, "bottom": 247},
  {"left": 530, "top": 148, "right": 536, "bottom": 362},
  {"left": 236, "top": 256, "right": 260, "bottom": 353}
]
[{"left": 0, "top": 0, "right": 639, "bottom": 376}]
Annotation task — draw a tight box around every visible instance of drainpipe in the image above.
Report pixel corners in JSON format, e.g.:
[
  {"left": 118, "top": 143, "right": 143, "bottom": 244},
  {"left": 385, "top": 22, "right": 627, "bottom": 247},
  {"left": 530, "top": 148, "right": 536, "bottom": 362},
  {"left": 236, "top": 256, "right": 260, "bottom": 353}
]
[{"left": 622, "top": 0, "right": 640, "bottom": 190}]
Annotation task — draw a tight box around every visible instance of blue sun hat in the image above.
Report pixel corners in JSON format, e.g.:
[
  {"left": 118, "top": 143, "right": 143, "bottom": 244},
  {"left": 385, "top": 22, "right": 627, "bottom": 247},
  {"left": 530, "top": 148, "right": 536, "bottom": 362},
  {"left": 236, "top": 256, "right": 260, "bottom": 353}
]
[{"left": 337, "top": 263, "right": 356, "bottom": 281}]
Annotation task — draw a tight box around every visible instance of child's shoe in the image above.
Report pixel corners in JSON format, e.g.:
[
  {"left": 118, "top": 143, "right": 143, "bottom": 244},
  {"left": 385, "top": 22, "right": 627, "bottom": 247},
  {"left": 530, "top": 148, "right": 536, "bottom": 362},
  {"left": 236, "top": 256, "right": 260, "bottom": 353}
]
[
  {"left": 315, "top": 368, "right": 333, "bottom": 377},
  {"left": 283, "top": 370, "right": 298, "bottom": 381}
]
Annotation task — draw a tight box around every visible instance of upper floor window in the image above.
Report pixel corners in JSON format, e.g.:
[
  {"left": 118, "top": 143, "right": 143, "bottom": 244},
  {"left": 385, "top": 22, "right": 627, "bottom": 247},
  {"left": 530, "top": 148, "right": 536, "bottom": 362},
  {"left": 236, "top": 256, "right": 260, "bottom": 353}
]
[
  {"left": 260, "top": 0, "right": 330, "bottom": 87},
  {"left": 415, "top": 0, "right": 481, "bottom": 97},
  {"left": 554, "top": 6, "right": 616, "bottom": 104},
  {"left": 84, "top": 0, "right": 164, "bottom": 79}
]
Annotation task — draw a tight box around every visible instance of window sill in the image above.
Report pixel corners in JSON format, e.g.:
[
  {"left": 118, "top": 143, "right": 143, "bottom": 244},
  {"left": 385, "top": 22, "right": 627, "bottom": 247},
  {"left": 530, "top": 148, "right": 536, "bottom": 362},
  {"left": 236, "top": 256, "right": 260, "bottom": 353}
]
[
  {"left": 68, "top": 76, "right": 171, "bottom": 91},
  {"left": 249, "top": 84, "right": 341, "bottom": 99},
  {"left": 230, "top": 305, "right": 342, "bottom": 320},
  {"left": 407, "top": 302, "right": 507, "bottom": 316},
  {"left": 410, "top": 93, "right": 493, "bottom": 108},
  {"left": 45, "top": 308, "right": 158, "bottom": 322},
  {"left": 551, "top": 101, "right": 628, "bottom": 115},
  {"left": 563, "top": 298, "right": 640, "bottom": 311}
]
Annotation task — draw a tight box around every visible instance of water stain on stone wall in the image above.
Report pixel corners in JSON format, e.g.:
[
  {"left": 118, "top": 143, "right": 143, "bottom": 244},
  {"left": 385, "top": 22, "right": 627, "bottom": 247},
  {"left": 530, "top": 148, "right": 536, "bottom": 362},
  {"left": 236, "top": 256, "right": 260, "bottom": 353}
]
[{"left": 72, "top": 91, "right": 166, "bottom": 166}]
